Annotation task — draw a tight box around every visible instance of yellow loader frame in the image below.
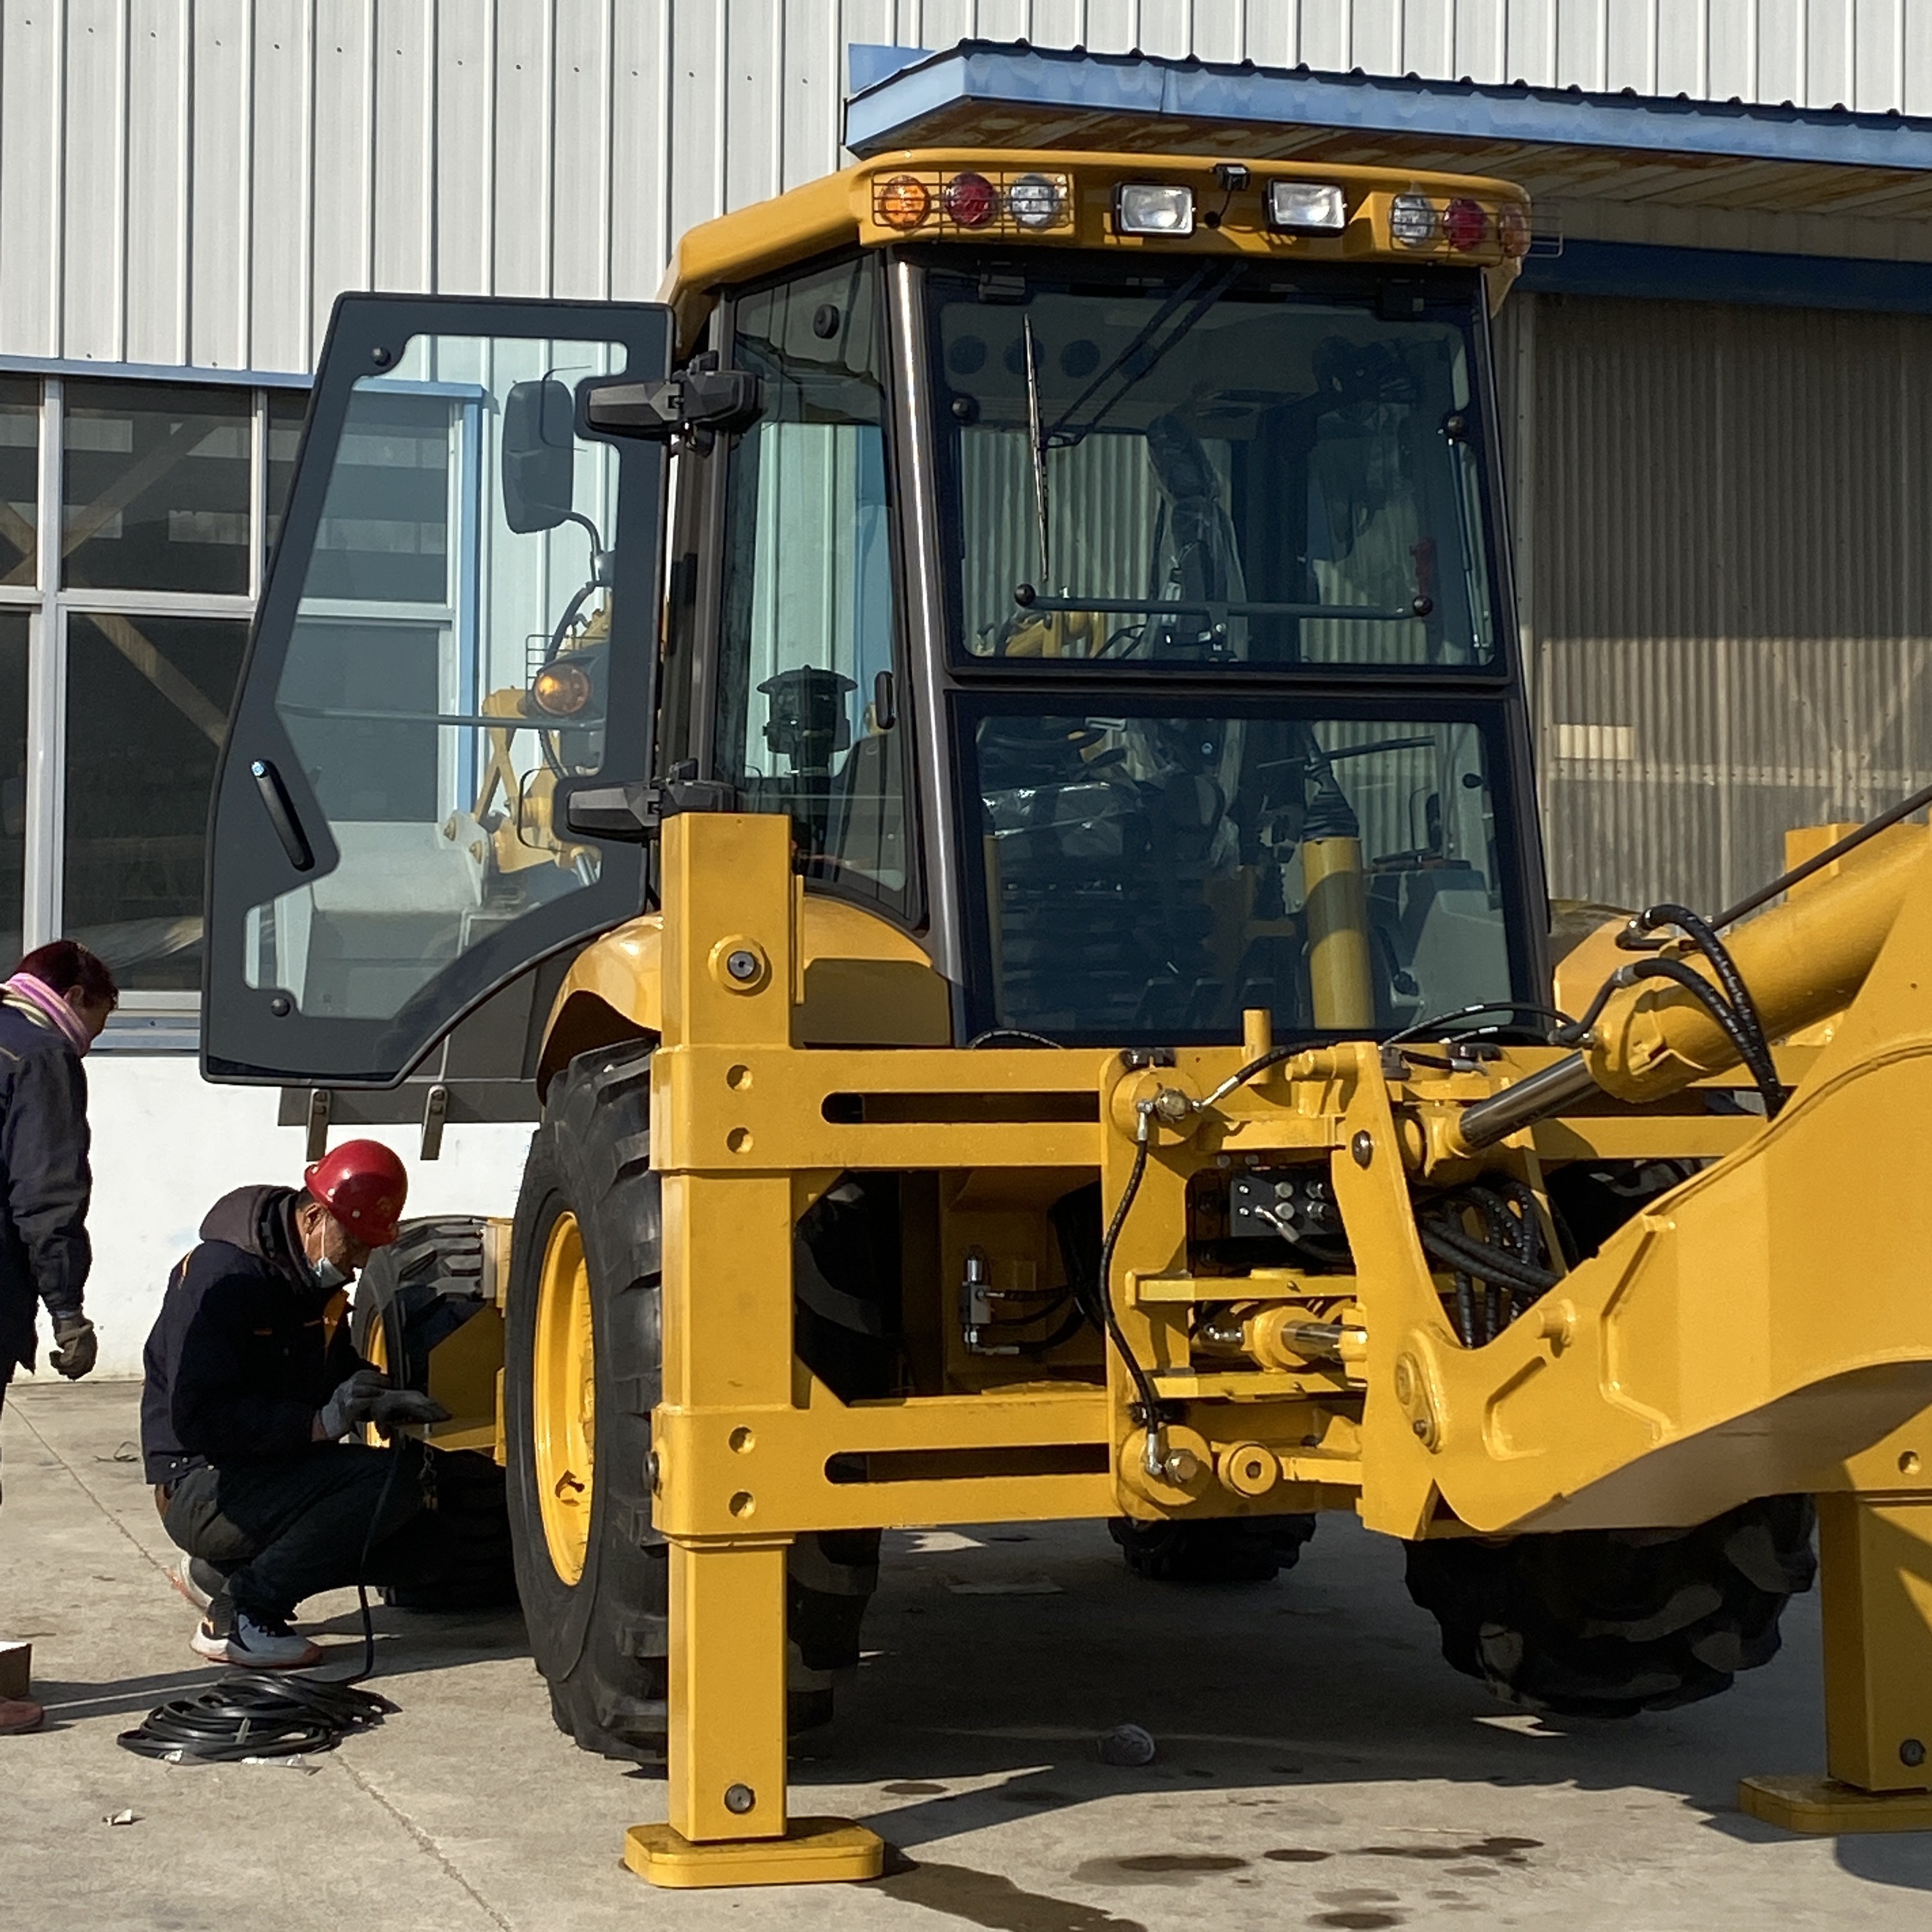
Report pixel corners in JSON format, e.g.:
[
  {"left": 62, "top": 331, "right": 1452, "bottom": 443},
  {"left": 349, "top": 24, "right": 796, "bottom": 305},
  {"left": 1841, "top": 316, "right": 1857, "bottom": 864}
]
[{"left": 448, "top": 807, "right": 1932, "bottom": 1885}]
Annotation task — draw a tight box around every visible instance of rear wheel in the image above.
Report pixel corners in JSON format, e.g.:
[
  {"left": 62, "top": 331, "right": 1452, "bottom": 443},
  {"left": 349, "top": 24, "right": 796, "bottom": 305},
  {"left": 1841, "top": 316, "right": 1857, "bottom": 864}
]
[
  {"left": 1110, "top": 1513, "right": 1317, "bottom": 1583},
  {"left": 1404, "top": 1496, "right": 1817, "bottom": 1717},
  {"left": 503, "top": 1042, "right": 880, "bottom": 1763}
]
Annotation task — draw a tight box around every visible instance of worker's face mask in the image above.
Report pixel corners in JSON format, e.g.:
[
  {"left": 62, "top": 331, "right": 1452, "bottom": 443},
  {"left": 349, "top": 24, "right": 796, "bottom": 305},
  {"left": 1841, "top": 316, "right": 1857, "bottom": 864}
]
[{"left": 310, "top": 1253, "right": 352, "bottom": 1291}]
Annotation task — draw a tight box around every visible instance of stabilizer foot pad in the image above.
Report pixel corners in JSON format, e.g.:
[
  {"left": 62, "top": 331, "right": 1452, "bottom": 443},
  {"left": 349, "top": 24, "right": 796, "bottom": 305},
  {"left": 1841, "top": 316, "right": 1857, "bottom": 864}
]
[
  {"left": 1739, "top": 1775, "right": 1932, "bottom": 1834},
  {"left": 624, "top": 1817, "right": 885, "bottom": 1888}
]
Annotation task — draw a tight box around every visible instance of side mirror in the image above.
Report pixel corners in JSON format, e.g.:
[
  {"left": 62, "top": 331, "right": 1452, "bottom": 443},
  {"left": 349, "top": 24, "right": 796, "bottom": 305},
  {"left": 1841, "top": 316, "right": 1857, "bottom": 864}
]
[{"left": 501, "top": 378, "right": 576, "bottom": 533}]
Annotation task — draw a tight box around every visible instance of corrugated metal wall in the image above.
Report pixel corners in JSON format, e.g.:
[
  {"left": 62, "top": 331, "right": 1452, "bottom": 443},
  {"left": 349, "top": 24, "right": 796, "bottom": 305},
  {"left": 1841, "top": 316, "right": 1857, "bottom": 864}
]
[
  {"left": 1522, "top": 293, "right": 1932, "bottom": 914},
  {"left": 3, "top": 2, "right": 1931, "bottom": 376}
]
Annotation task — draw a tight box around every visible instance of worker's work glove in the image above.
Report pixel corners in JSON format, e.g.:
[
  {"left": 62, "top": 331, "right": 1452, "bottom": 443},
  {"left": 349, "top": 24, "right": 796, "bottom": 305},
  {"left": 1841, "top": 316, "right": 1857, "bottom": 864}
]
[
  {"left": 367, "top": 1389, "right": 450, "bottom": 1437},
  {"left": 316, "top": 1368, "right": 390, "bottom": 1440},
  {"left": 48, "top": 1314, "right": 96, "bottom": 1380}
]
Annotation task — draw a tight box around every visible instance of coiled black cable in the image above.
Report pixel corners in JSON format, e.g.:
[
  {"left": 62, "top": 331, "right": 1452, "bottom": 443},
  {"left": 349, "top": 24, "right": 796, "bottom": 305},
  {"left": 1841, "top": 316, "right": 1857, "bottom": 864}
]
[
  {"left": 115, "top": 1670, "right": 394, "bottom": 1763},
  {"left": 118, "top": 1443, "right": 408, "bottom": 1765}
]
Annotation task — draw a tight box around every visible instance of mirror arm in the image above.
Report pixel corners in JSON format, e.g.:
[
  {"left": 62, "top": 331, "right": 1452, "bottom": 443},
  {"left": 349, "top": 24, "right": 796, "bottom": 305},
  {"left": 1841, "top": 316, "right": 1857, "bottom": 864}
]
[
  {"left": 581, "top": 371, "right": 763, "bottom": 443},
  {"left": 558, "top": 770, "right": 739, "bottom": 843}
]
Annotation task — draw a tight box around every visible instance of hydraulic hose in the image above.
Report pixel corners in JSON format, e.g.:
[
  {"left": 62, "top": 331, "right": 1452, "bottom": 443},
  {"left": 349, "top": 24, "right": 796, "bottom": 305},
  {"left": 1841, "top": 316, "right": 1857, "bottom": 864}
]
[
  {"left": 1625, "top": 903, "right": 1784, "bottom": 1114},
  {"left": 1094, "top": 1107, "right": 1172, "bottom": 1476},
  {"left": 1627, "top": 958, "right": 1784, "bottom": 1117}
]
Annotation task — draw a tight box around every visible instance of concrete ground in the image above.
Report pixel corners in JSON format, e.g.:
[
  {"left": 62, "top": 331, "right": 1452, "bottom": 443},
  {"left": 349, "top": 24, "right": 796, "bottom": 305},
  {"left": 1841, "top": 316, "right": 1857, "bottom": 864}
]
[{"left": 3, "top": 1382, "right": 1928, "bottom": 1932}]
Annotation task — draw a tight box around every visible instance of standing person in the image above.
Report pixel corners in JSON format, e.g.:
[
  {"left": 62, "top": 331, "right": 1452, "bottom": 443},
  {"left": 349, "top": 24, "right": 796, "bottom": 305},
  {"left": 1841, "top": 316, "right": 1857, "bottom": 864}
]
[
  {"left": 141, "top": 1141, "right": 446, "bottom": 1669},
  {"left": 0, "top": 939, "right": 116, "bottom": 1736}
]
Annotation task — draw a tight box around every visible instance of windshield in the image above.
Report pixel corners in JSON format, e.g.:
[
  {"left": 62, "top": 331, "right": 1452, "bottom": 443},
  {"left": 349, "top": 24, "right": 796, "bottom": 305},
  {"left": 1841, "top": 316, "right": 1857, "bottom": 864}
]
[
  {"left": 928, "top": 259, "right": 1496, "bottom": 670},
  {"left": 963, "top": 702, "right": 1519, "bottom": 1041}
]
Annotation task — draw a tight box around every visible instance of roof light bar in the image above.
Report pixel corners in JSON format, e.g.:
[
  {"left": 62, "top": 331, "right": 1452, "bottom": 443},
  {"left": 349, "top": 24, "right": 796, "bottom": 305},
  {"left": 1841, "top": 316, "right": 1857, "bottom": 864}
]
[
  {"left": 1266, "top": 180, "right": 1346, "bottom": 234},
  {"left": 1115, "top": 183, "right": 1195, "bottom": 237}
]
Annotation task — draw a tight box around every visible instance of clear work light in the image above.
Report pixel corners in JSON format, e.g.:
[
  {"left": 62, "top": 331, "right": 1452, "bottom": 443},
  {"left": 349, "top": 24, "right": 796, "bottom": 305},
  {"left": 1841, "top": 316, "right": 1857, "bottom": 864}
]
[
  {"left": 1266, "top": 181, "right": 1347, "bottom": 233},
  {"left": 1114, "top": 183, "right": 1195, "bottom": 236}
]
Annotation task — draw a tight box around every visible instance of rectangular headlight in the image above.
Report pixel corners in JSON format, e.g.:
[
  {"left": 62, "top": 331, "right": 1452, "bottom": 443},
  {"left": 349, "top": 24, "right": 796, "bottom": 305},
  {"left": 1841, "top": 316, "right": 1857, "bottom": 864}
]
[
  {"left": 1115, "top": 183, "right": 1194, "bottom": 236},
  {"left": 1267, "top": 180, "right": 1346, "bottom": 233}
]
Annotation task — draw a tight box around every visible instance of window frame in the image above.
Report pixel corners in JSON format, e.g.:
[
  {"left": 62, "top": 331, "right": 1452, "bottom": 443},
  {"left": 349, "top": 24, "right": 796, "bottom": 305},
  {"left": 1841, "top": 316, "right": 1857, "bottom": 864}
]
[
  {"left": 707, "top": 252, "right": 926, "bottom": 932},
  {"left": 917, "top": 248, "right": 1519, "bottom": 689},
  {"left": 0, "top": 371, "right": 313, "bottom": 1036}
]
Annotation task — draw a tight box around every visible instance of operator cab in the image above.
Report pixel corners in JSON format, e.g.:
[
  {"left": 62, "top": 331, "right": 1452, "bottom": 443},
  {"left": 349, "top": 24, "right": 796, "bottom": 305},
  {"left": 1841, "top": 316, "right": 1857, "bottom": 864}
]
[{"left": 201, "top": 155, "right": 1545, "bottom": 1085}]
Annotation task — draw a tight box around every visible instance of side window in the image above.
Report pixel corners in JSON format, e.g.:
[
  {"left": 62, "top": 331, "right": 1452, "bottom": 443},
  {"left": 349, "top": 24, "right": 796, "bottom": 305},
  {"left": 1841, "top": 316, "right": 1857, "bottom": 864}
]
[
  {"left": 715, "top": 257, "right": 911, "bottom": 917},
  {"left": 203, "top": 297, "right": 671, "bottom": 1085}
]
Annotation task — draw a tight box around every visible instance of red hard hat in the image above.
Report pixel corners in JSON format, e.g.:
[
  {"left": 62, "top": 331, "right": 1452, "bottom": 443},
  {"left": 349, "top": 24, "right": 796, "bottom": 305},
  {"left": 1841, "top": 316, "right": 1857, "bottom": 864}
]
[{"left": 303, "top": 1138, "right": 408, "bottom": 1247}]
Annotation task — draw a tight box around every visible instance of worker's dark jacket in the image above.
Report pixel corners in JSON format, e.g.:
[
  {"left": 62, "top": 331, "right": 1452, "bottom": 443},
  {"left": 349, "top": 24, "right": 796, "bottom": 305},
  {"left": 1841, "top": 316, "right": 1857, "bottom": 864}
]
[
  {"left": 0, "top": 1000, "right": 93, "bottom": 1372},
  {"left": 140, "top": 1186, "right": 367, "bottom": 1487}
]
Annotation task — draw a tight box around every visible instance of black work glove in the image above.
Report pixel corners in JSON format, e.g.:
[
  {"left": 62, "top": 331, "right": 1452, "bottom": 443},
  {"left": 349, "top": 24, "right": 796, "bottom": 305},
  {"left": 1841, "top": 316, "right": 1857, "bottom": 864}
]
[
  {"left": 316, "top": 1368, "right": 390, "bottom": 1440},
  {"left": 48, "top": 1314, "right": 96, "bottom": 1380},
  {"left": 368, "top": 1389, "right": 450, "bottom": 1436}
]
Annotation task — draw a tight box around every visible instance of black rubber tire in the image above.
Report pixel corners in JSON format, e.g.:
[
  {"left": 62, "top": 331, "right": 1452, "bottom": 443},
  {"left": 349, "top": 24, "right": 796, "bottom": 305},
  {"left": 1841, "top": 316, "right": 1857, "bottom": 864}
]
[
  {"left": 1109, "top": 1513, "right": 1318, "bottom": 1583},
  {"left": 351, "top": 1217, "right": 516, "bottom": 1611},
  {"left": 1404, "top": 1494, "right": 1818, "bottom": 1717},
  {"left": 351, "top": 1216, "right": 491, "bottom": 1381},
  {"left": 503, "top": 1042, "right": 880, "bottom": 1764}
]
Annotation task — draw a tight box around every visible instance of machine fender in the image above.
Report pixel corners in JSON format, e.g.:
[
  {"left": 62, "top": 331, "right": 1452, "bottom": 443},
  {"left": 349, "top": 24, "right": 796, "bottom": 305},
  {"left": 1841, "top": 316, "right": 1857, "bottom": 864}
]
[{"left": 538, "top": 898, "right": 954, "bottom": 1098}]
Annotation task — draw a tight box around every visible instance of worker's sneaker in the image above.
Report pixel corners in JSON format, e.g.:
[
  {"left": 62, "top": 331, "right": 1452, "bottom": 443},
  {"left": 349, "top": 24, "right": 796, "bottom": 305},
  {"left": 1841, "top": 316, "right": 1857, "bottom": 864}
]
[
  {"left": 167, "top": 1551, "right": 226, "bottom": 1614},
  {"left": 0, "top": 1696, "right": 44, "bottom": 1735},
  {"left": 190, "top": 1602, "right": 320, "bottom": 1672}
]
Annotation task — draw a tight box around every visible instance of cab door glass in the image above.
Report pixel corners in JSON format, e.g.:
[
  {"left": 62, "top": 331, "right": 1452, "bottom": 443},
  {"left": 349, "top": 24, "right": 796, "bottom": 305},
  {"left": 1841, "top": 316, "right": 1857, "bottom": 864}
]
[
  {"left": 205, "top": 298, "right": 670, "bottom": 1083},
  {"left": 714, "top": 257, "right": 912, "bottom": 916}
]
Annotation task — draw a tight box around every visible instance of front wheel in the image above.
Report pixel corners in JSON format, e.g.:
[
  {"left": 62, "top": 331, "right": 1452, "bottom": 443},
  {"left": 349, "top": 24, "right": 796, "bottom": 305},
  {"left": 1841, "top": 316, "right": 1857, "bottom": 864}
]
[
  {"left": 503, "top": 1042, "right": 880, "bottom": 1763},
  {"left": 1404, "top": 1496, "right": 1817, "bottom": 1717},
  {"left": 1110, "top": 1514, "right": 1317, "bottom": 1583}
]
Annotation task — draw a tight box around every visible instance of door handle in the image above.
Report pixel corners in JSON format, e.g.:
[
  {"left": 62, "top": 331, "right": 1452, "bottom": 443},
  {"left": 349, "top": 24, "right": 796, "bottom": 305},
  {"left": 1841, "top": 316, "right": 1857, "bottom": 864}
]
[{"left": 250, "top": 759, "right": 316, "bottom": 873}]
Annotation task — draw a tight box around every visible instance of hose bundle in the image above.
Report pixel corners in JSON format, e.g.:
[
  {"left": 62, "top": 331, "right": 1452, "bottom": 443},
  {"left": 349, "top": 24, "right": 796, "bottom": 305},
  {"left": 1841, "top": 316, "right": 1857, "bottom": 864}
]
[{"left": 1419, "top": 1177, "right": 1560, "bottom": 1348}]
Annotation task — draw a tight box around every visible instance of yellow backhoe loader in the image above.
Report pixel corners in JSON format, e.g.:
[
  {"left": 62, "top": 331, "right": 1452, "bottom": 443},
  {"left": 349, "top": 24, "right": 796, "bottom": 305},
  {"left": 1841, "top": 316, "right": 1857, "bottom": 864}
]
[{"left": 201, "top": 144, "right": 1932, "bottom": 1887}]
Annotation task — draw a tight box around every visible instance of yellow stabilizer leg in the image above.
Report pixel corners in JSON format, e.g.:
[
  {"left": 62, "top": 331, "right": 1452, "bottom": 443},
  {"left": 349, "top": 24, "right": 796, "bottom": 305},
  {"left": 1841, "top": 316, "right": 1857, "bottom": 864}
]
[
  {"left": 1740, "top": 1493, "right": 1932, "bottom": 1834},
  {"left": 625, "top": 1820, "right": 885, "bottom": 1887},
  {"left": 627, "top": 820, "right": 884, "bottom": 1887},
  {"left": 625, "top": 1537, "right": 883, "bottom": 1887}
]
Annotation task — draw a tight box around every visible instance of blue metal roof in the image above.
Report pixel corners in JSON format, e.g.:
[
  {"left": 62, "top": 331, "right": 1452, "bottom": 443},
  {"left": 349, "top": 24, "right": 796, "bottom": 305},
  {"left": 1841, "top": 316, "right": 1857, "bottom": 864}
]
[{"left": 845, "top": 40, "right": 1932, "bottom": 176}]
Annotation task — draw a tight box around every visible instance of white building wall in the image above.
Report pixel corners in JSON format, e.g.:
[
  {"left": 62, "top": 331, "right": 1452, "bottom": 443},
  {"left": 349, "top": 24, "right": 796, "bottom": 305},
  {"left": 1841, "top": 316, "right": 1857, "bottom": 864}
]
[
  {"left": 74, "top": 1071, "right": 532, "bottom": 1381},
  {"left": 2, "top": 1, "right": 1928, "bottom": 377}
]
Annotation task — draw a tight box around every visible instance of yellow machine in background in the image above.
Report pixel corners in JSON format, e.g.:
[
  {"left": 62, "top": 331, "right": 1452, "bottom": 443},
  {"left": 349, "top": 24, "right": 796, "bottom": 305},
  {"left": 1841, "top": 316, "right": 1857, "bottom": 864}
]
[{"left": 201, "top": 142, "right": 1932, "bottom": 1887}]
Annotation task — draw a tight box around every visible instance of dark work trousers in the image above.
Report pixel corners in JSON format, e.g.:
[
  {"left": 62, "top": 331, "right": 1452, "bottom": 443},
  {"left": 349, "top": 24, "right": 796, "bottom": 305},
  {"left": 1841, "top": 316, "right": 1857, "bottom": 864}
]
[{"left": 160, "top": 1442, "right": 428, "bottom": 1623}]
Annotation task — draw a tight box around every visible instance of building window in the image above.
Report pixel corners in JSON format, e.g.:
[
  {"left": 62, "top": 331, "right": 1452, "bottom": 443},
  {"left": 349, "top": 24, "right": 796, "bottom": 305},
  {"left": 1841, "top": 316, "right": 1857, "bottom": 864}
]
[{"left": 0, "top": 374, "right": 309, "bottom": 1043}]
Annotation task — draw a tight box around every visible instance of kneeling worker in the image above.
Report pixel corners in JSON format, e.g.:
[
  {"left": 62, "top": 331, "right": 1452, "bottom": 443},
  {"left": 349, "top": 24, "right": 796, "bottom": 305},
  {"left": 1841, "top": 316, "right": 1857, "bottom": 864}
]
[{"left": 140, "top": 1141, "right": 447, "bottom": 1669}]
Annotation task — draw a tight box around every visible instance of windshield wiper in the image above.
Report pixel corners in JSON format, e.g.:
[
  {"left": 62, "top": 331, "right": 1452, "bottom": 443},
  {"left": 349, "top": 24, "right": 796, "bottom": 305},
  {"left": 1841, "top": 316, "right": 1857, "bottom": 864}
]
[
  {"left": 1023, "top": 312, "right": 1050, "bottom": 588},
  {"left": 1011, "top": 589, "right": 1431, "bottom": 623}
]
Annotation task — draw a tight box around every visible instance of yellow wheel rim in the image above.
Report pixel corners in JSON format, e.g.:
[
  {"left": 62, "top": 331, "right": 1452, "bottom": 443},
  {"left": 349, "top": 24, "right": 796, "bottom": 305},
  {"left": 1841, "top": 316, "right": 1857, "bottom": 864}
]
[{"left": 533, "top": 1210, "right": 595, "bottom": 1586}]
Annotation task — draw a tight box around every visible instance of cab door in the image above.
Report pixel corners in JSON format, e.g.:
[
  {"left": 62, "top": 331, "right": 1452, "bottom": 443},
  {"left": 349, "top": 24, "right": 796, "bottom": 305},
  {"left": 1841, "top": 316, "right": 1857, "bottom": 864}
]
[{"left": 203, "top": 295, "right": 672, "bottom": 1084}]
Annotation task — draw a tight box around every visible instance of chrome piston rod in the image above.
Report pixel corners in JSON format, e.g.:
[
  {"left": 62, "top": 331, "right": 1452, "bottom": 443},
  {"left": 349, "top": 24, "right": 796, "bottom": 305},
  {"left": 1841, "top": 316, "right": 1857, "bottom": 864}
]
[{"left": 1454, "top": 1052, "right": 1598, "bottom": 1152}]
